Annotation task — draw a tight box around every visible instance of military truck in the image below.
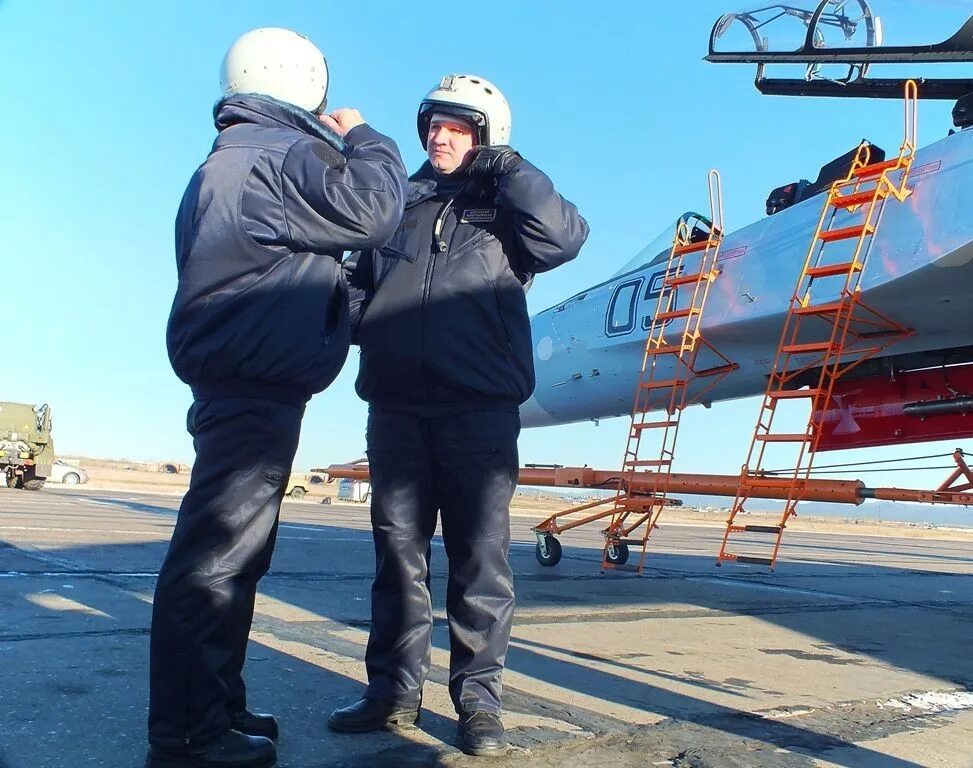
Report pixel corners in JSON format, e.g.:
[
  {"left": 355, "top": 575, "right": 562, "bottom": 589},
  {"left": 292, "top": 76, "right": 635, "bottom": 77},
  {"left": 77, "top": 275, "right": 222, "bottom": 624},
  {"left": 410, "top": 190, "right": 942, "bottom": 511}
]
[
  {"left": 0, "top": 402, "right": 54, "bottom": 490},
  {"left": 285, "top": 471, "right": 329, "bottom": 500}
]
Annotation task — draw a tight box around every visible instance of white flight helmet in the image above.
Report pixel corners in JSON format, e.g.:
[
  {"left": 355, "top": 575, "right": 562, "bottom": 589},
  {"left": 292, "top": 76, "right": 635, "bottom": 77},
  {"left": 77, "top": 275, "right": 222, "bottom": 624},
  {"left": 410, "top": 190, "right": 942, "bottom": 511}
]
[
  {"left": 417, "top": 74, "right": 511, "bottom": 148},
  {"left": 220, "top": 27, "right": 329, "bottom": 114}
]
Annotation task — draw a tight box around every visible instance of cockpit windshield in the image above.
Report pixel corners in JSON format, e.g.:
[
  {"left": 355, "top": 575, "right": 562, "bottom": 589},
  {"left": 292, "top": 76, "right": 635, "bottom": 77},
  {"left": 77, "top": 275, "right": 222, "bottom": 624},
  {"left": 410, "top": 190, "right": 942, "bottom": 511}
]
[{"left": 611, "top": 212, "right": 713, "bottom": 279}]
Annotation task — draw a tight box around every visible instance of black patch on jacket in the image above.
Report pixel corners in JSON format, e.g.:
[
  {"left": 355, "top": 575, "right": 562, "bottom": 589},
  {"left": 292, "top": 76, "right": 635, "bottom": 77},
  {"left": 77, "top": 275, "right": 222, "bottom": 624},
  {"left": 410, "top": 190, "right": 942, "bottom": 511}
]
[{"left": 312, "top": 141, "right": 347, "bottom": 169}]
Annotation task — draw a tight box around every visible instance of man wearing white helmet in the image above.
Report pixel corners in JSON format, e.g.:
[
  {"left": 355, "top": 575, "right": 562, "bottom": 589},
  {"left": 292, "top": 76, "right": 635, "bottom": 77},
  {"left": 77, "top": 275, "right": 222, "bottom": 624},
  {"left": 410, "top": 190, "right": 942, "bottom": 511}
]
[
  {"left": 148, "top": 28, "right": 407, "bottom": 768},
  {"left": 331, "top": 75, "right": 588, "bottom": 756}
]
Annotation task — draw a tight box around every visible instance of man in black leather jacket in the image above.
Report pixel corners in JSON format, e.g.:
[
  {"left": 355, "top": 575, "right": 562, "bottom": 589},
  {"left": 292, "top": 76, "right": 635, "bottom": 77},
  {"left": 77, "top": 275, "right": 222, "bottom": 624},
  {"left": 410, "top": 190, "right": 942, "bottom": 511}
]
[
  {"left": 149, "top": 27, "right": 407, "bottom": 768},
  {"left": 330, "top": 74, "right": 588, "bottom": 757}
]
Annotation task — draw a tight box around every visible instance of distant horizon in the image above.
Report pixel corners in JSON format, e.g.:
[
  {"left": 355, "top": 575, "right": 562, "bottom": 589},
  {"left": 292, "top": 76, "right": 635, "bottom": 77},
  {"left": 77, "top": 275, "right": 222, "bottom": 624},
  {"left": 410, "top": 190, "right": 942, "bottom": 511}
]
[{"left": 54, "top": 451, "right": 973, "bottom": 529}]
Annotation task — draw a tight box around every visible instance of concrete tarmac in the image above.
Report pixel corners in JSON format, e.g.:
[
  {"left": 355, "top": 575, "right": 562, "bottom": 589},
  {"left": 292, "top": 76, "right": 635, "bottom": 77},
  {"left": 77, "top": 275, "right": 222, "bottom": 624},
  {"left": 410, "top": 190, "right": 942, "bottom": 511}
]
[{"left": 1, "top": 487, "right": 972, "bottom": 767}]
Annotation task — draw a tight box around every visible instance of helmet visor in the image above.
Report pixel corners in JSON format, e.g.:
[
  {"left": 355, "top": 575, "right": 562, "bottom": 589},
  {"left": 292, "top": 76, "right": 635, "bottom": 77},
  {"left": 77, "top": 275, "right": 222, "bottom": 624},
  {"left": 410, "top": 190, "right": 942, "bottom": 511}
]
[{"left": 417, "top": 101, "right": 489, "bottom": 147}]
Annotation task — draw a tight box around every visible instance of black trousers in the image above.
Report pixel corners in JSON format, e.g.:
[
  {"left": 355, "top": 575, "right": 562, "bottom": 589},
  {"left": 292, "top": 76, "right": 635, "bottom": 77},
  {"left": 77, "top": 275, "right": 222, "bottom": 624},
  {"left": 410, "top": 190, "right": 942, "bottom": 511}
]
[
  {"left": 148, "top": 397, "right": 303, "bottom": 749},
  {"left": 363, "top": 408, "right": 520, "bottom": 715}
]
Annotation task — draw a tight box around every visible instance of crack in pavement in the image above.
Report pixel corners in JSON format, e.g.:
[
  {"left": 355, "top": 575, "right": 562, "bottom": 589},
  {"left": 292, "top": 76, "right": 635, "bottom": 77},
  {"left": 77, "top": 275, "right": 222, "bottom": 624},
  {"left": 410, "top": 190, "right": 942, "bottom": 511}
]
[{"left": 430, "top": 689, "right": 971, "bottom": 768}]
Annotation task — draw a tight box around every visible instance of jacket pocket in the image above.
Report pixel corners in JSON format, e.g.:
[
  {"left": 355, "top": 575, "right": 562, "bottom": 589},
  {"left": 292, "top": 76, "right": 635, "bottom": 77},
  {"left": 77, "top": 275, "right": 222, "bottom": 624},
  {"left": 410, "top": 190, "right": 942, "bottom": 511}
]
[
  {"left": 447, "top": 230, "right": 495, "bottom": 263},
  {"left": 492, "top": 283, "right": 513, "bottom": 349},
  {"left": 379, "top": 245, "right": 416, "bottom": 263}
]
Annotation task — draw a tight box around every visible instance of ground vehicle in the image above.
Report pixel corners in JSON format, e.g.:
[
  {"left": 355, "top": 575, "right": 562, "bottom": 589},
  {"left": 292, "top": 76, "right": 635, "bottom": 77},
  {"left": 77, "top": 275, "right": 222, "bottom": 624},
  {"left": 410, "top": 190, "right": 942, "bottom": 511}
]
[
  {"left": 48, "top": 461, "right": 88, "bottom": 485},
  {"left": 0, "top": 402, "right": 54, "bottom": 490},
  {"left": 285, "top": 472, "right": 327, "bottom": 499},
  {"left": 336, "top": 478, "right": 370, "bottom": 503}
]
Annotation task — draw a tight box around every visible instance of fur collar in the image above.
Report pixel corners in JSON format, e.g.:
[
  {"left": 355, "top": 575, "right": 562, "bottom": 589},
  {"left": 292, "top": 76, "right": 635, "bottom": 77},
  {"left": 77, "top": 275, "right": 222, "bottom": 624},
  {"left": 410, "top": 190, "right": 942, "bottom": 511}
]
[{"left": 213, "top": 94, "right": 345, "bottom": 152}]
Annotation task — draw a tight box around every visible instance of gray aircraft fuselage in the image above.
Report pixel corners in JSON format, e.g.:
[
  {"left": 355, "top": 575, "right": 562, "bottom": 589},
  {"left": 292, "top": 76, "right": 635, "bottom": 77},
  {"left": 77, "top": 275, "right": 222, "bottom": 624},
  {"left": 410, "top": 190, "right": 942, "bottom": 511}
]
[{"left": 521, "top": 127, "right": 973, "bottom": 427}]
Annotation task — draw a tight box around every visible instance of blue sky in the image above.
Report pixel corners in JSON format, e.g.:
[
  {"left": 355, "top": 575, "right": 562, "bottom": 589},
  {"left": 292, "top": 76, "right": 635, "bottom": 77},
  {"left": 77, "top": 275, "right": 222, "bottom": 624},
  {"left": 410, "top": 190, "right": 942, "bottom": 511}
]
[{"left": 2, "top": 0, "right": 972, "bottom": 493}]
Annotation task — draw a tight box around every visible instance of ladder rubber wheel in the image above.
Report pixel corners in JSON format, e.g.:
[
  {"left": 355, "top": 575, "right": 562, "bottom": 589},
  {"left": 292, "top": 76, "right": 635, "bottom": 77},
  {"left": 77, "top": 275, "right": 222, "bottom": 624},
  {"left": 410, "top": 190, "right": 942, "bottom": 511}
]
[
  {"left": 605, "top": 542, "right": 630, "bottom": 566},
  {"left": 535, "top": 535, "right": 562, "bottom": 567}
]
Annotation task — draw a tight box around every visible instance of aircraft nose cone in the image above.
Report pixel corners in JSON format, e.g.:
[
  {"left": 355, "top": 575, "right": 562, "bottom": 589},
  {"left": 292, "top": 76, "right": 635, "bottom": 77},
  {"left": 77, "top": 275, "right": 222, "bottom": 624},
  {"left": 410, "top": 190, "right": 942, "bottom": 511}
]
[{"left": 519, "top": 394, "right": 557, "bottom": 428}]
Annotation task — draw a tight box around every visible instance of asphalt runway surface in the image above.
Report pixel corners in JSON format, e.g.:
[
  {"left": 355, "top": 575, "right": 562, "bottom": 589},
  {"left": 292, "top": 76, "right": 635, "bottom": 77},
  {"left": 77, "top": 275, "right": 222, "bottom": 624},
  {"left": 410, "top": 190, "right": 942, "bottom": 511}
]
[{"left": 2, "top": 487, "right": 972, "bottom": 767}]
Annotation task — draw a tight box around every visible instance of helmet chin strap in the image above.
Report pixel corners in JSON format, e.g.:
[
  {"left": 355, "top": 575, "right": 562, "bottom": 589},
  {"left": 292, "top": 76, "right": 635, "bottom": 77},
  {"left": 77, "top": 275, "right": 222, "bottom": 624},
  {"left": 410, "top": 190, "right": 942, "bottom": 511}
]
[{"left": 313, "top": 95, "right": 328, "bottom": 115}]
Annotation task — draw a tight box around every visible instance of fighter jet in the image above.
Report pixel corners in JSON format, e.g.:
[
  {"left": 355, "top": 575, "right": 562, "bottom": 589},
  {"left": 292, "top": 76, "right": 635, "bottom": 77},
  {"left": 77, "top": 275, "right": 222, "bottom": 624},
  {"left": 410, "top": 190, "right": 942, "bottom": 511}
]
[{"left": 521, "top": 1, "right": 973, "bottom": 453}]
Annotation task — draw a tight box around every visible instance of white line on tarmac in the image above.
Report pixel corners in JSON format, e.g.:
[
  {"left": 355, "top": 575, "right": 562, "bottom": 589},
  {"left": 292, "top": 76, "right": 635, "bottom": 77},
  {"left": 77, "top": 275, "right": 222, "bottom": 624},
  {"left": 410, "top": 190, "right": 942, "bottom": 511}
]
[
  {"left": 0, "top": 526, "right": 163, "bottom": 535},
  {"left": 0, "top": 571, "right": 158, "bottom": 578},
  {"left": 278, "top": 533, "right": 535, "bottom": 550},
  {"left": 0, "top": 525, "right": 536, "bottom": 551}
]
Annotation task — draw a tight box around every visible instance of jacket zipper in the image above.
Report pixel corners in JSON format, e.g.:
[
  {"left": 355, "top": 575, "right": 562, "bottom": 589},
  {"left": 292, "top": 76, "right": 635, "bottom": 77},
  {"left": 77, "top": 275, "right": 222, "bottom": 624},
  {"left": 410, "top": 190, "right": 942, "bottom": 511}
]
[{"left": 420, "top": 195, "right": 456, "bottom": 400}]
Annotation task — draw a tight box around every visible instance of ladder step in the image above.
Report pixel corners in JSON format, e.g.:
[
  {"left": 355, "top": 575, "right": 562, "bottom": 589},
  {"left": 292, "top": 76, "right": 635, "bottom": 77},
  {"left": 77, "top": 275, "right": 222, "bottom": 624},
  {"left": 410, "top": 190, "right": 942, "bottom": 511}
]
[
  {"left": 666, "top": 270, "right": 714, "bottom": 287},
  {"left": 806, "top": 261, "right": 861, "bottom": 279},
  {"left": 632, "top": 420, "right": 678, "bottom": 431},
  {"left": 649, "top": 344, "right": 689, "bottom": 355},
  {"left": 733, "top": 555, "right": 775, "bottom": 567},
  {"left": 743, "top": 525, "right": 783, "bottom": 534},
  {"left": 624, "top": 459, "right": 673, "bottom": 467},
  {"left": 781, "top": 341, "right": 833, "bottom": 354},
  {"left": 819, "top": 224, "right": 873, "bottom": 243},
  {"left": 640, "top": 379, "right": 687, "bottom": 390},
  {"left": 770, "top": 388, "right": 824, "bottom": 400},
  {"left": 603, "top": 563, "right": 643, "bottom": 573},
  {"left": 832, "top": 188, "right": 885, "bottom": 209},
  {"left": 673, "top": 240, "right": 710, "bottom": 255},
  {"left": 793, "top": 300, "right": 849, "bottom": 316},
  {"left": 656, "top": 307, "right": 698, "bottom": 321},
  {"left": 755, "top": 433, "right": 810, "bottom": 443},
  {"left": 852, "top": 158, "right": 901, "bottom": 179}
]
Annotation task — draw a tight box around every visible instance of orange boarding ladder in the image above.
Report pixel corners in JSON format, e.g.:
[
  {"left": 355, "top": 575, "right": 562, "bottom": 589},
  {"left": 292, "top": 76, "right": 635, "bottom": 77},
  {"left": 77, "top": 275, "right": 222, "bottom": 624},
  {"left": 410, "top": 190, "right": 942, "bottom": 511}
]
[
  {"left": 602, "top": 171, "right": 736, "bottom": 575},
  {"left": 717, "top": 81, "right": 919, "bottom": 571}
]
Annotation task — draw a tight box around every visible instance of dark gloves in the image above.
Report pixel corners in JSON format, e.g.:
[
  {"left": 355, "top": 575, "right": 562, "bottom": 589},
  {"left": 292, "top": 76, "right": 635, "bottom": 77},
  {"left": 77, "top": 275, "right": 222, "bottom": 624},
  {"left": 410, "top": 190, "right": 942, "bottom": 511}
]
[{"left": 468, "top": 145, "right": 523, "bottom": 177}]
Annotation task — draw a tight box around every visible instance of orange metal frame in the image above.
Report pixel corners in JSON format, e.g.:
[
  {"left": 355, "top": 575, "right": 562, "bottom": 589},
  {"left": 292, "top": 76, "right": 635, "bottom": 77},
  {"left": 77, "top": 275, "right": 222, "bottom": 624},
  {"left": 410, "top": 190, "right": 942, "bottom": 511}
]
[
  {"left": 937, "top": 449, "right": 973, "bottom": 496},
  {"left": 326, "top": 459, "right": 973, "bottom": 508},
  {"left": 717, "top": 81, "right": 920, "bottom": 570},
  {"left": 601, "top": 171, "right": 737, "bottom": 574},
  {"left": 493, "top": 173, "right": 737, "bottom": 572}
]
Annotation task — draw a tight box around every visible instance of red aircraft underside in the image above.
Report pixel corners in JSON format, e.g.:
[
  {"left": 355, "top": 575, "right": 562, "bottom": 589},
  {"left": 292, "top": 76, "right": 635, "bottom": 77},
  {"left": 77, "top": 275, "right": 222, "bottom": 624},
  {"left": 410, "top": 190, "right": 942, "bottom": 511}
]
[{"left": 815, "top": 364, "right": 973, "bottom": 451}]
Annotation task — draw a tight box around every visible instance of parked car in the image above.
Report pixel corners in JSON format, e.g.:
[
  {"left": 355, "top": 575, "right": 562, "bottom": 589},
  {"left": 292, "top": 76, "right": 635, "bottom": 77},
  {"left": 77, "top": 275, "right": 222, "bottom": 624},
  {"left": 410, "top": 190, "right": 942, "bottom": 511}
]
[{"left": 49, "top": 461, "right": 88, "bottom": 485}]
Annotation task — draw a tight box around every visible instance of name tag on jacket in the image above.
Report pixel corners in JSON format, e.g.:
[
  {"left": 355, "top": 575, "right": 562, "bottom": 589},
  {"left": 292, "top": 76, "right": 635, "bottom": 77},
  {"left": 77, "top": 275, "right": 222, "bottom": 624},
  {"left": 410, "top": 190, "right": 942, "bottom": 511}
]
[{"left": 460, "top": 208, "right": 497, "bottom": 224}]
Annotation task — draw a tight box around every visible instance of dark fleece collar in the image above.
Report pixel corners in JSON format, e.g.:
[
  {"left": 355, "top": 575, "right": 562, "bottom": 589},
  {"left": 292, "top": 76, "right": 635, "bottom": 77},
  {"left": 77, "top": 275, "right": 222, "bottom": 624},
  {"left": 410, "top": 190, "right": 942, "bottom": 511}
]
[
  {"left": 213, "top": 94, "right": 345, "bottom": 152},
  {"left": 407, "top": 160, "right": 485, "bottom": 206}
]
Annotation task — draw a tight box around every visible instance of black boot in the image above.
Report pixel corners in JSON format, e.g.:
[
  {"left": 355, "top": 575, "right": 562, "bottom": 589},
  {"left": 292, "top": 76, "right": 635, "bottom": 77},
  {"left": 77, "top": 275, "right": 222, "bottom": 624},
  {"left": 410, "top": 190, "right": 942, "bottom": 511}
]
[
  {"left": 145, "top": 729, "right": 276, "bottom": 768},
  {"left": 327, "top": 697, "right": 420, "bottom": 733},
  {"left": 458, "top": 712, "right": 508, "bottom": 757},
  {"left": 229, "top": 710, "right": 279, "bottom": 741}
]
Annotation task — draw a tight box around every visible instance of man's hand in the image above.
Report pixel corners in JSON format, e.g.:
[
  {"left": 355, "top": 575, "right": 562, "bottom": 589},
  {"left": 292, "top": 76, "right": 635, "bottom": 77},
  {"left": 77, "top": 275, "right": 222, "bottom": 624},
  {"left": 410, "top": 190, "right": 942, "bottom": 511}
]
[
  {"left": 467, "top": 145, "right": 523, "bottom": 177},
  {"left": 318, "top": 108, "right": 366, "bottom": 137}
]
